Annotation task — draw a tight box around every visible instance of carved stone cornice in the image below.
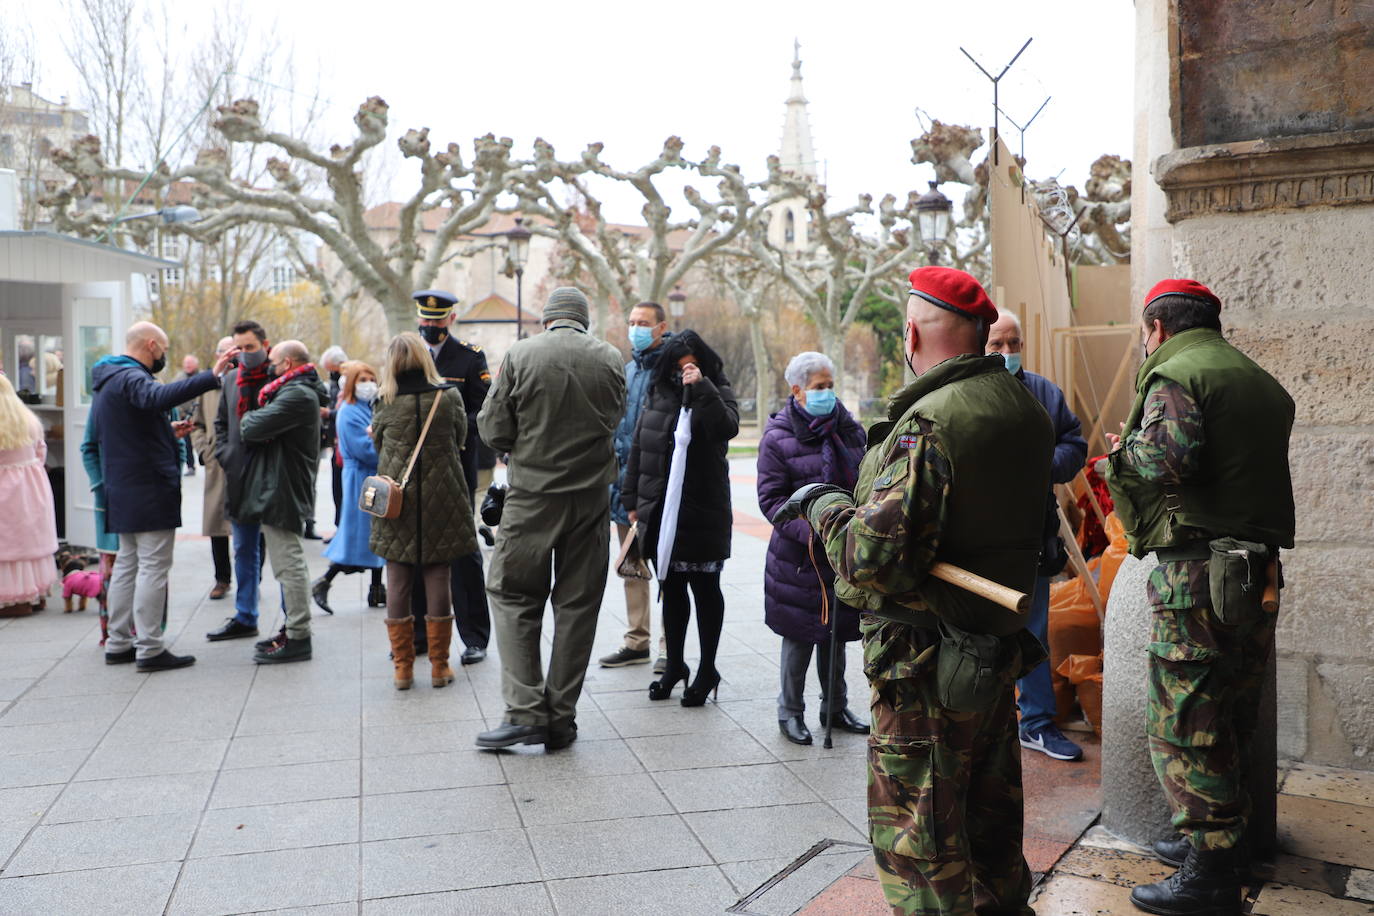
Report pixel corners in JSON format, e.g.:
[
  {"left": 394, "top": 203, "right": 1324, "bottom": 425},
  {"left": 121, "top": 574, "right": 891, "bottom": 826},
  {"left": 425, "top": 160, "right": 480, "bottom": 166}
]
[{"left": 1154, "top": 128, "right": 1374, "bottom": 222}]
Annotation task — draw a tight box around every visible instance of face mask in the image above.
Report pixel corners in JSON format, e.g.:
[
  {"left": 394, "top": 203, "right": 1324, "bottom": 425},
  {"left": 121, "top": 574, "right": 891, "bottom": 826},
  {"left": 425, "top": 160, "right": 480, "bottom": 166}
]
[
  {"left": 354, "top": 381, "right": 378, "bottom": 403},
  {"left": 150, "top": 353, "right": 167, "bottom": 374},
  {"left": 628, "top": 326, "right": 654, "bottom": 352},
  {"left": 240, "top": 348, "right": 268, "bottom": 369},
  {"left": 1003, "top": 352, "right": 1022, "bottom": 374},
  {"left": 802, "top": 388, "right": 836, "bottom": 416},
  {"left": 417, "top": 325, "right": 447, "bottom": 346}
]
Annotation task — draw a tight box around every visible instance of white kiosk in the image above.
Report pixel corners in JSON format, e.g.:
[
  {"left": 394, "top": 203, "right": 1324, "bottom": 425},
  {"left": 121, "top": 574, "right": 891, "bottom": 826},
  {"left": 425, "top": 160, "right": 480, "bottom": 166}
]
[{"left": 0, "top": 230, "right": 174, "bottom": 550}]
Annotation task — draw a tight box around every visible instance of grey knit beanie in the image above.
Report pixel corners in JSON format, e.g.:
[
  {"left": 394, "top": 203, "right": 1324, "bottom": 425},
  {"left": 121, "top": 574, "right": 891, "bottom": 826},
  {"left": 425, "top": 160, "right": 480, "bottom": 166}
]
[{"left": 543, "top": 287, "right": 590, "bottom": 327}]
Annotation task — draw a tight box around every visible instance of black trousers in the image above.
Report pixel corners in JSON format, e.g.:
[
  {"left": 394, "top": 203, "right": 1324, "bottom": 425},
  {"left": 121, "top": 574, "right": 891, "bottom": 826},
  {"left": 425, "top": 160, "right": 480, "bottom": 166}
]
[
  {"left": 409, "top": 552, "right": 490, "bottom": 649},
  {"left": 210, "top": 535, "right": 231, "bottom": 585},
  {"left": 330, "top": 452, "right": 343, "bottom": 527}
]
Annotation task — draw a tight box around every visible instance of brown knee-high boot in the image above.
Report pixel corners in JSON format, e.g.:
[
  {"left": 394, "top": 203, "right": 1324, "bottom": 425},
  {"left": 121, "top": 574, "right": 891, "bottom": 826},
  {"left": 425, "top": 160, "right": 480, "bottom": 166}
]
[
  {"left": 385, "top": 617, "right": 415, "bottom": 690},
  {"left": 426, "top": 615, "right": 456, "bottom": 688}
]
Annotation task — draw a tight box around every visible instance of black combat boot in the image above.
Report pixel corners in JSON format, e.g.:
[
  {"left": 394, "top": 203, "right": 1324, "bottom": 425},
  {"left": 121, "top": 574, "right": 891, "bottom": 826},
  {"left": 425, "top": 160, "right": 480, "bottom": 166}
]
[
  {"left": 1152, "top": 834, "right": 1190, "bottom": 868},
  {"left": 1130, "top": 845, "right": 1241, "bottom": 915}
]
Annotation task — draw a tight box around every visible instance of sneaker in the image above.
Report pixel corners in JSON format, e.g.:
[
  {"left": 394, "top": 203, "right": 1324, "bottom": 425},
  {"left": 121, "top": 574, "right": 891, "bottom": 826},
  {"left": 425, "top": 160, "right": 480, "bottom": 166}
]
[
  {"left": 1020, "top": 724, "right": 1084, "bottom": 761},
  {"left": 599, "top": 646, "right": 651, "bottom": 668},
  {"left": 255, "top": 635, "right": 312, "bottom": 665},
  {"left": 653, "top": 655, "right": 667, "bottom": 675},
  {"left": 254, "top": 626, "right": 287, "bottom": 652}
]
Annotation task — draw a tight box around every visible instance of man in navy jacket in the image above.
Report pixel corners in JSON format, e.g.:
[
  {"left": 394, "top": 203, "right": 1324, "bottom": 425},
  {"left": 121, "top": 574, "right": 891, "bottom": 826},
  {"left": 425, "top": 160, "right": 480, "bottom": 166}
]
[
  {"left": 987, "top": 311, "right": 1088, "bottom": 762},
  {"left": 88, "top": 322, "right": 238, "bottom": 671}
]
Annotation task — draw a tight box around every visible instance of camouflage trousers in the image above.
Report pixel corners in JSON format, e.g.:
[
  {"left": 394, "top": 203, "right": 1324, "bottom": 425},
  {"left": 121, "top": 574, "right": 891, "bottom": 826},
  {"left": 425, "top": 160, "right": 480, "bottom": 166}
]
[
  {"left": 864, "top": 621, "right": 1034, "bottom": 916},
  {"left": 1146, "top": 558, "right": 1278, "bottom": 851}
]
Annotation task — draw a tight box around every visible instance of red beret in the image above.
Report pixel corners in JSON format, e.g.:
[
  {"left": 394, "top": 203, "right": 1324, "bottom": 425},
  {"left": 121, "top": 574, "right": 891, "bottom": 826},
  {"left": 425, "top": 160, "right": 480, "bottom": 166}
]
[
  {"left": 908, "top": 266, "right": 998, "bottom": 324},
  {"left": 1144, "top": 279, "right": 1221, "bottom": 311}
]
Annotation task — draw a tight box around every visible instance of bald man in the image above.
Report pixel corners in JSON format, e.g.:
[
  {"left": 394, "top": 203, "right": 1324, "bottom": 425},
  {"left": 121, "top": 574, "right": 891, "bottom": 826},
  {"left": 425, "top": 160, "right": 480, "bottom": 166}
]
[
  {"left": 235, "top": 339, "right": 329, "bottom": 664},
  {"left": 88, "top": 322, "right": 239, "bottom": 671},
  {"left": 779, "top": 268, "right": 1053, "bottom": 915},
  {"left": 986, "top": 311, "right": 1088, "bottom": 764}
]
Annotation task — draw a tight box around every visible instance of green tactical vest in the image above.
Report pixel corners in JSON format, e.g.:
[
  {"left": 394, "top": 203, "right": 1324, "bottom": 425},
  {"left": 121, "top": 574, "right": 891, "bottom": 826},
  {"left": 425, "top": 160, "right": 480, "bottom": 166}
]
[
  {"left": 835, "top": 355, "right": 1054, "bottom": 637},
  {"left": 1107, "top": 327, "right": 1295, "bottom": 558}
]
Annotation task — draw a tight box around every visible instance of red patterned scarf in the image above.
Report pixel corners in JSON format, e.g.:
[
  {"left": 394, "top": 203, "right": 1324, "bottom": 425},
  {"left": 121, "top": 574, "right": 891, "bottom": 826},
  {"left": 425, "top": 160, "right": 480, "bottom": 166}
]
[
  {"left": 258, "top": 363, "right": 317, "bottom": 406},
  {"left": 235, "top": 362, "right": 270, "bottom": 418}
]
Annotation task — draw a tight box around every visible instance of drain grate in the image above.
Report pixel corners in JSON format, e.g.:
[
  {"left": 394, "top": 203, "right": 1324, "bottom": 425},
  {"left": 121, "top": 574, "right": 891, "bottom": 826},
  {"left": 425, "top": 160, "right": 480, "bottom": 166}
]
[{"left": 727, "top": 838, "right": 871, "bottom": 915}]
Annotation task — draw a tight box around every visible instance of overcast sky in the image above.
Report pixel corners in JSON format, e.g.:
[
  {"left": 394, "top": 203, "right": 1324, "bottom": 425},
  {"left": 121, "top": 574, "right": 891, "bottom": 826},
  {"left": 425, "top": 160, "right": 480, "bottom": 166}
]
[{"left": 29, "top": 0, "right": 1135, "bottom": 222}]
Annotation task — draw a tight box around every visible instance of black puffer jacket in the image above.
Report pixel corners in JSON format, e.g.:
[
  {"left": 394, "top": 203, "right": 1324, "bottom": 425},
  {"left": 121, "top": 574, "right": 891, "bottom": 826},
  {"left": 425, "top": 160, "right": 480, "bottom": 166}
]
[{"left": 622, "top": 331, "right": 739, "bottom": 565}]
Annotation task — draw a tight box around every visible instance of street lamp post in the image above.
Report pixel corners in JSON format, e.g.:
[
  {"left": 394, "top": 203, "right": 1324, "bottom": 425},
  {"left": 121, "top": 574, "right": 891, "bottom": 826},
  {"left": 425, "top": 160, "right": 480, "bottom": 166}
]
[
  {"left": 667, "top": 284, "right": 687, "bottom": 332},
  {"left": 505, "top": 216, "right": 532, "bottom": 339},
  {"left": 914, "top": 181, "right": 953, "bottom": 265}
]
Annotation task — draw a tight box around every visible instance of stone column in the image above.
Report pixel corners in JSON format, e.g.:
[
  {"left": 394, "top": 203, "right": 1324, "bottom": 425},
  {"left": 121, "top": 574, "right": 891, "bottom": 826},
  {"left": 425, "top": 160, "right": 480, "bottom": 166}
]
[{"left": 1101, "top": 551, "right": 1277, "bottom": 853}]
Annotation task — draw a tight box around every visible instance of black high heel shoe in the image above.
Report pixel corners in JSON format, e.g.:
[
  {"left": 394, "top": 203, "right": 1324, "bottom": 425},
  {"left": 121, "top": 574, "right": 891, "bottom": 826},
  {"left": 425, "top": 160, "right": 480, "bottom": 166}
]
[
  {"left": 648, "top": 663, "right": 690, "bottom": 701},
  {"left": 681, "top": 670, "right": 720, "bottom": 707}
]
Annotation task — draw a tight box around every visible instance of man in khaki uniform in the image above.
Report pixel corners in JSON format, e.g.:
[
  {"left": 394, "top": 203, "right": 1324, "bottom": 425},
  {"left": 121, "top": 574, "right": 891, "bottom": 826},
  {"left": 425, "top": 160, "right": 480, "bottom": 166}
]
[{"left": 475, "top": 287, "right": 626, "bottom": 751}]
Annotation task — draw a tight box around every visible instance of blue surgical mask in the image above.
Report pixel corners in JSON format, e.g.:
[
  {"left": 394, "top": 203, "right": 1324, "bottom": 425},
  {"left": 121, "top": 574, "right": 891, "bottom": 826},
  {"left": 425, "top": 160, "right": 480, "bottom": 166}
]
[
  {"left": 1003, "top": 352, "right": 1022, "bottom": 374},
  {"left": 802, "top": 388, "right": 836, "bottom": 417},
  {"left": 628, "top": 326, "right": 654, "bottom": 352}
]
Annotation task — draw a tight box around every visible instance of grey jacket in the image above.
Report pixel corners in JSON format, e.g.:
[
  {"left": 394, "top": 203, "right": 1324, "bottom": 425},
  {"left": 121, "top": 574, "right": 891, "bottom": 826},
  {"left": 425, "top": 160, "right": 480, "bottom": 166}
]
[{"left": 477, "top": 319, "right": 626, "bottom": 494}]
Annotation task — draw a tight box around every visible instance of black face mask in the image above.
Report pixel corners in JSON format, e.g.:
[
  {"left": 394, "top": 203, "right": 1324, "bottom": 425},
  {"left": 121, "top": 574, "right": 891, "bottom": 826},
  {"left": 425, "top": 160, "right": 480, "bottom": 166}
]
[
  {"left": 417, "top": 325, "right": 447, "bottom": 346},
  {"left": 151, "top": 354, "right": 167, "bottom": 374}
]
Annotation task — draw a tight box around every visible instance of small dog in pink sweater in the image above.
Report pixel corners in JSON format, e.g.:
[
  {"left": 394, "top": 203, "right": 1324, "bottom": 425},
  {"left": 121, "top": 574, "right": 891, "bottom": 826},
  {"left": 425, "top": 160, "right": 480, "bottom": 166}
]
[{"left": 62, "top": 560, "right": 102, "bottom": 613}]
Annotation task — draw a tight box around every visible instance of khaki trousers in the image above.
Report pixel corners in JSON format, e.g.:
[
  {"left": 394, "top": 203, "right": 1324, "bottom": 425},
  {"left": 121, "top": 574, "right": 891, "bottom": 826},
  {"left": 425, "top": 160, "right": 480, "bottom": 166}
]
[
  {"left": 614, "top": 522, "right": 660, "bottom": 653},
  {"left": 489, "top": 487, "right": 611, "bottom": 726},
  {"left": 262, "top": 524, "right": 311, "bottom": 639},
  {"left": 106, "top": 530, "right": 175, "bottom": 660}
]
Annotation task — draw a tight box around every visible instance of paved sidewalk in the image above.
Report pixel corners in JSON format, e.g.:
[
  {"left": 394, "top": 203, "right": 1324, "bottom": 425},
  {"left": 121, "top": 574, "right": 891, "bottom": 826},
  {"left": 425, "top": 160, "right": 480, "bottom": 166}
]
[{"left": 0, "top": 460, "right": 874, "bottom": 914}]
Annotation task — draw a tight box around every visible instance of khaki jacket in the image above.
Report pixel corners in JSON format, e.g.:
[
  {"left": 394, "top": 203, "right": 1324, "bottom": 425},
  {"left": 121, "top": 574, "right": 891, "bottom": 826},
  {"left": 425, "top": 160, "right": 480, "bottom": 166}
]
[
  {"left": 190, "top": 387, "right": 230, "bottom": 536},
  {"left": 477, "top": 320, "right": 626, "bottom": 494}
]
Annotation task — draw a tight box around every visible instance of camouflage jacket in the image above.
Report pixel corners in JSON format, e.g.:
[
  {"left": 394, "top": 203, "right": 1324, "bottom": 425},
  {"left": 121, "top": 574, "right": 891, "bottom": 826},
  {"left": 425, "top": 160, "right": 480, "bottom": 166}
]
[
  {"left": 809, "top": 419, "right": 952, "bottom": 607},
  {"left": 1117, "top": 378, "right": 1203, "bottom": 486},
  {"left": 1116, "top": 378, "right": 1209, "bottom": 609}
]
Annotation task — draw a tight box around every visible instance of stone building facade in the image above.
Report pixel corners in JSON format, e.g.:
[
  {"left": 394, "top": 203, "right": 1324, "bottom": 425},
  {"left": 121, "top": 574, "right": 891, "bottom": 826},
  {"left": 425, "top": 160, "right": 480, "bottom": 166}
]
[{"left": 1133, "top": 0, "right": 1374, "bottom": 769}]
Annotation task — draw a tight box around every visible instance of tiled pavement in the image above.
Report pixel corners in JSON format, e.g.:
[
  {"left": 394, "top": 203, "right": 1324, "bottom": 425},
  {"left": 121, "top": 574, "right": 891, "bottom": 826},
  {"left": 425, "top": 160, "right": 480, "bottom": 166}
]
[
  {"left": 0, "top": 459, "right": 876, "bottom": 914},
  {"left": 6, "top": 458, "right": 1373, "bottom": 914}
]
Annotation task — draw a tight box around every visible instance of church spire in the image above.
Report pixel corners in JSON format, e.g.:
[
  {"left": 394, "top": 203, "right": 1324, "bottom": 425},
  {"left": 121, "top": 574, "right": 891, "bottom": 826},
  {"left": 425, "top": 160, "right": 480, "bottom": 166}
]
[{"left": 779, "top": 39, "right": 818, "bottom": 178}]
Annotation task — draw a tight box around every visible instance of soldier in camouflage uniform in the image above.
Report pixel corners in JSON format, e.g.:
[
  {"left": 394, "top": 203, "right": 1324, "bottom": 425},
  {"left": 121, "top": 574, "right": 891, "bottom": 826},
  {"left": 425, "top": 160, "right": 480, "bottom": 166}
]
[
  {"left": 1106, "top": 279, "right": 1294, "bottom": 916},
  {"left": 778, "top": 267, "right": 1054, "bottom": 915}
]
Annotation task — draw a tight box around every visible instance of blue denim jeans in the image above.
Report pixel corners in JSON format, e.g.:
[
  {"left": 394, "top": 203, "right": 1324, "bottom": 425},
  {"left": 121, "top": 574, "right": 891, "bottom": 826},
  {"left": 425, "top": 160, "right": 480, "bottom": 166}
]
[
  {"left": 230, "top": 520, "right": 273, "bottom": 627},
  {"left": 1016, "top": 575, "right": 1056, "bottom": 735}
]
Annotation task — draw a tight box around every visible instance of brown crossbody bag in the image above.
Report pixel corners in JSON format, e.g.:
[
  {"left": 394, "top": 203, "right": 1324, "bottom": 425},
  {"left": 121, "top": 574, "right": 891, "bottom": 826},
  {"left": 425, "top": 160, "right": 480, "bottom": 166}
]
[{"left": 359, "top": 391, "right": 443, "bottom": 520}]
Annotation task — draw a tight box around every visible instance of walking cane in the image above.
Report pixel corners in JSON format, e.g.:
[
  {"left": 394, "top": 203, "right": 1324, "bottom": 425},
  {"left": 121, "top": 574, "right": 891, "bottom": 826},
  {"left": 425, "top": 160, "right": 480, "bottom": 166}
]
[
  {"left": 823, "top": 582, "right": 841, "bottom": 750},
  {"left": 808, "top": 538, "right": 842, "bottom": 749}
]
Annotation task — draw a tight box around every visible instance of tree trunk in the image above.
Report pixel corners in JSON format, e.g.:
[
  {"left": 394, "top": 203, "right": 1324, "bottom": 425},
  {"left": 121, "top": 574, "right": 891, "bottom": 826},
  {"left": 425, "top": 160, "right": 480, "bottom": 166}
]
[
  {"left": 748, "top": 311, "right": 771, "bottom": 426},
  {"left": 816, "top": 318, "right": 846, "bottom": 396},
  {"left": 329, "top": 299, "right": 343, "bottom": 347}
]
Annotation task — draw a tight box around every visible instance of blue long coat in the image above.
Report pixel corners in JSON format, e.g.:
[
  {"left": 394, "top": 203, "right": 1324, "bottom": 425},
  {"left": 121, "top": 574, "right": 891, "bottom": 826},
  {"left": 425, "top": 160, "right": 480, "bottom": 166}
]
[
  {"left": 324, "top": 399, "right": 383, "bottom": 569},
  {"left": 755, "top": 399, "right": 866, "bottom": 644}
]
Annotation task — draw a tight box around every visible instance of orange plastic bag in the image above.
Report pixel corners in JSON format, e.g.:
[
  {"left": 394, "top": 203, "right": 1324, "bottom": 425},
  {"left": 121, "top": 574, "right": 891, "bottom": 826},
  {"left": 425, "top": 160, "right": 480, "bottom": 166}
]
[
  {"left": 1056, "top": 653, "right": 1104, "bottom": 736},
  {"left": 1097, "top": 513, "right": 1129, "bottom": 599},
  {"left": 1048, "top": 564, "right": 1102, "bottom": 723}
]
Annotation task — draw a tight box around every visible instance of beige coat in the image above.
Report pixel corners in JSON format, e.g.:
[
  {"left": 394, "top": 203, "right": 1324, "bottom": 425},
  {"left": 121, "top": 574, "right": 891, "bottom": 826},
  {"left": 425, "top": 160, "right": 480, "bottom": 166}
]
[{"left": 190, "top": 387, "right": 230, "bottom": 536}]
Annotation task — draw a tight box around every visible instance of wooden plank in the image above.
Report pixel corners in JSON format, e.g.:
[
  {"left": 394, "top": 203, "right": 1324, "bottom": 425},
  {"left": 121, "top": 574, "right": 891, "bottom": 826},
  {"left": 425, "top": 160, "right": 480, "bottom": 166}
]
[
  {"left": 1058, "top": 504, "right": 1105, "bottom": 627},
  {"left": 1095, "top": 337, "right": 1138, "bottom": 447}
]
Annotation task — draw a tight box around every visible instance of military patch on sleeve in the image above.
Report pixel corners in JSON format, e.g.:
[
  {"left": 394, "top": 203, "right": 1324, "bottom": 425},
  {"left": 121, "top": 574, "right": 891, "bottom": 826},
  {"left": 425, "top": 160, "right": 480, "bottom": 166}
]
[{"left": 896, "top": 433, "right": 920, "bottom": 449}]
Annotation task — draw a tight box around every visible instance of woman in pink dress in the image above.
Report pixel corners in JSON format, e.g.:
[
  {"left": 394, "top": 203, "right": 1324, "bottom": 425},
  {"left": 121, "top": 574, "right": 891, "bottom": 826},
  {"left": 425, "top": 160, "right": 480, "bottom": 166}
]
[{"left": 0, "top": 373, "right": 58, "bottom": 611}]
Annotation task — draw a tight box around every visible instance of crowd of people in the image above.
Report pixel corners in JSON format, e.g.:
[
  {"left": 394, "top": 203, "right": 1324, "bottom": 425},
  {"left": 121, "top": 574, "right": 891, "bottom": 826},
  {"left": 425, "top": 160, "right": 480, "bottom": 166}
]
[{"left": 0, "top": 264, "right": 1292, "bottom": 916}]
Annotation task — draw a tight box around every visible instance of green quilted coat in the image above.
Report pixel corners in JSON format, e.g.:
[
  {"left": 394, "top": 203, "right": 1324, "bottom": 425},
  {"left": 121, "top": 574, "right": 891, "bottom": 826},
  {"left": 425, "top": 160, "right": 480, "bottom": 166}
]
[{"left": 368, "top": 377, "right": 477, "bottom": 564}]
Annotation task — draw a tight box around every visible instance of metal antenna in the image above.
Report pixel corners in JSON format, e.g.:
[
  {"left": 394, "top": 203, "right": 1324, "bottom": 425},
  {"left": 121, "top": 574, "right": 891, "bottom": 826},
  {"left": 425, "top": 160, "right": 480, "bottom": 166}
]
[
  {"left": 998, "top": 96, "right": 1051, "bottom": 164},
  {"left": 997, "top": 96, "right": 1051, "bottom": 202},
  {"left": 959, "top": 37, "right": 1032, "bottom": 166}
]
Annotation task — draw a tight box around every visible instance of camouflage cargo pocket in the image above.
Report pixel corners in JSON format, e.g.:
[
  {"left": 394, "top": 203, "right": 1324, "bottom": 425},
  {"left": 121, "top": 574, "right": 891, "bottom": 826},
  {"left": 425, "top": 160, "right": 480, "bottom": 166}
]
[
  {"left": 1145, "top": 638, "right": 1221, "bottom": 748},
  {"left": 868, "top": 738, "right": 953, "bottom": 862}
]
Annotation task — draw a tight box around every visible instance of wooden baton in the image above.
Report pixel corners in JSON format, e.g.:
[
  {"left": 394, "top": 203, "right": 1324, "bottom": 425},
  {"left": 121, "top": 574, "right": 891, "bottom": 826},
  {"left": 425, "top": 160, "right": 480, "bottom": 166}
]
[
  {"left": 1261, "top": 557, "right": 1280, "bottom": 614},
  {"left": 929, "top": 562, "right": 1031, "bottom": 614}
]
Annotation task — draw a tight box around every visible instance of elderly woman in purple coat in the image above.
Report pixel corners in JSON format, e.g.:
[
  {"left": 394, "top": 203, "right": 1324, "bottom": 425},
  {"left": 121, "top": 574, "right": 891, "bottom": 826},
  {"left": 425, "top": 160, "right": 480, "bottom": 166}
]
[{"left": 756, "top": 352, "right": 871, "bottom": 746}]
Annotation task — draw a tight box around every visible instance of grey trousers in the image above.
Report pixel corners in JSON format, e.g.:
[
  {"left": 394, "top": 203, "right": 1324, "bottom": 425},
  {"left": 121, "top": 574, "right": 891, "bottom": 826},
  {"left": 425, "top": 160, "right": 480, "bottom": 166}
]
[
  {"left": 106, "top": 530, "right": 175, "bottom": 660},
  {"left": 778, "top": 635, "right": 848, "bottom": 721},
  {"left": 489, "top": 487, "right": 610, "bottom": 726},
  {"left": 262, "top": 524, "right": 311, "bottom": 639}
]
